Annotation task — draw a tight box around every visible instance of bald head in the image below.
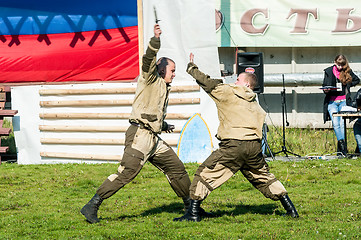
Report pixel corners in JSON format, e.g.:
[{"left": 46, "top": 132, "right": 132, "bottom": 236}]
[{"left": 236, "top": 72, "right": 258, "bottom": 90}]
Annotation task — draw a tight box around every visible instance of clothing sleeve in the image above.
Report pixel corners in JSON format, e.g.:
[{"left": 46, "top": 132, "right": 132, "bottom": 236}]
[
  {"left": 322, "top": 70, "right": 330, "bottom": 97},
  {"left": 161, "top": 121, "right": 168, "bottom": 131},
  {"left": 142, "top": 37, "right": 160, "bottom": 84},
  {"left": 186, "top": 62, "right": 223, "bottom": 93},
  {"left": 322, "top": 68, "right": 332, "bottom": 88},
  {"left": 350, "top": 70, "right": 360, "bottom": 87},
  {"left": 322, "top": 72, "right": 327, "bottom": 87},
  {"left": 322, "top": 67, "right": 338, "bottom": 97}
]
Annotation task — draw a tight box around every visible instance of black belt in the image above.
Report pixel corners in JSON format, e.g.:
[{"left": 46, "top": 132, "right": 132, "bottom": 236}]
[
  {"left": 130, "top": 121, "right": 148, "bottom": 130},
  {"left": 130, "top": 122, "right": 140, "bottom": 127},
  {"left": 130, "top": 121, "right": 159, "bottom": 134}
]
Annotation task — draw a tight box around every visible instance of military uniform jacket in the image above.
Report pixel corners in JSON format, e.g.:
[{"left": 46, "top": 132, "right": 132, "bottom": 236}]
[
  {"left": 187, "top": 62, "right": 266, "bottom": 141},
  {"left": 129, "top": 37, "right": 170, "bottom": 134}
]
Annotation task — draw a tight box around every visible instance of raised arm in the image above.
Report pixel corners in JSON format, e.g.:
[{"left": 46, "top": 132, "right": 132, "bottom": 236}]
[
  {"left": 142, "top": 24, "right": 161, "bottom": 83},
  {"left": 186, "top": 53, "right": 222, "bottom": 93}
]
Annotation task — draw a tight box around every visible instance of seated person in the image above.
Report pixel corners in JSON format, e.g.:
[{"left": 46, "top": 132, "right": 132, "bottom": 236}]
[{"left": 352, "top": 89, "right": 361, "bottom": 153}]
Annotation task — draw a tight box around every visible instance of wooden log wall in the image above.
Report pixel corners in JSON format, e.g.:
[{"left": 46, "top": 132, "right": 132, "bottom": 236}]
[{"left": 39, "top": 84, "right": 200, "bottom": 162}]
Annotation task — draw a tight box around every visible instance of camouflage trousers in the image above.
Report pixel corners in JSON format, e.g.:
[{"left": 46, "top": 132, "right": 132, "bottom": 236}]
[
  {"left": 190, "top": 139, "right": 287, "bottom": 201},
  {"left": 97, "top": 124, "right": 191, "bottom": 199}
]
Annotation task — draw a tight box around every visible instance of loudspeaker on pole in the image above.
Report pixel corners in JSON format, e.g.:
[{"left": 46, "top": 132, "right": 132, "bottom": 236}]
[{"left": 237, "top": 52, "right": 264, "bottom": 93}]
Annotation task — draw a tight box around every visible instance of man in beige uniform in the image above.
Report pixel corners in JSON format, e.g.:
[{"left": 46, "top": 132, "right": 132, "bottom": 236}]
[
  {"left": 174, "top": 53, "right": 299, "bottom": 222},
  {"left": 81, "top": 24, "right": 193, "bottom": 224}
]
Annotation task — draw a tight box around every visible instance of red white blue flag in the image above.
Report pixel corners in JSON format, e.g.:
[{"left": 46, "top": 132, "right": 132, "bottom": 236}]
[{"left": 0, "top": 0, "right": 139, "bottom": 83}]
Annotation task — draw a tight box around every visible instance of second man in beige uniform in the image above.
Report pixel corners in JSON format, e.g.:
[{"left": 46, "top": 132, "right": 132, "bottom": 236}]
[{"left": 174, "top": 53, "right": 299, "bottom": 222}]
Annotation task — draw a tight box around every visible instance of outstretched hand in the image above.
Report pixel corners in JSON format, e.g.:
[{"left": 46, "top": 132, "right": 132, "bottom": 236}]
[
  {"left": 154, "top": 24, "right": 162, "bottom": 38},
  {"left": 189, "top": 53, "right": 194, "bottom": 63}
]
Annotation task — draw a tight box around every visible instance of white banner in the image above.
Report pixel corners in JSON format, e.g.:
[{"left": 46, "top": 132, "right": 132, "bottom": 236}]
[
  {"left": 143, "top": 0, "right": 221, "bottom": 79},
  {"left": 216, "top": 0, "right": 361, "bottom": 47},
  {"left": 143, "top": 0, "right": 221, "bottom": 146}
]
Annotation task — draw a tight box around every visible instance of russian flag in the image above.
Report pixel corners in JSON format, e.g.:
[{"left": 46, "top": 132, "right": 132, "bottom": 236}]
[{"left": 0, "top": 0, "right": 139, "bottom": 83}]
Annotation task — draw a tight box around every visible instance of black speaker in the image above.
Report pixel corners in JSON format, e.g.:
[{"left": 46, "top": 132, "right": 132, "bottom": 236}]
[{"left": 237, "top": 52, "right": 264, "bottom": 93}]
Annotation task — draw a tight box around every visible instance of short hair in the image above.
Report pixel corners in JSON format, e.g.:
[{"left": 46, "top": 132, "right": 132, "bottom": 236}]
[
  {"left": 241, "top": 72, "right": 258, "bottom": 90},
  {"left": 156, "top": 57, "right": 175, "bottom": 79}
]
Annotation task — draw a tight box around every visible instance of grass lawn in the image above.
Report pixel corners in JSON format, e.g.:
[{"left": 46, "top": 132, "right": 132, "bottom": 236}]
[{"left": 1, "top": 159, "right": 361, "bottom": 239}]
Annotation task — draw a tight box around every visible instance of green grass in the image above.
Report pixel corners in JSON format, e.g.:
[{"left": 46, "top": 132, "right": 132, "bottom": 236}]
[{"left": 1, "top": 160, "right": 361, "bottom": 239}]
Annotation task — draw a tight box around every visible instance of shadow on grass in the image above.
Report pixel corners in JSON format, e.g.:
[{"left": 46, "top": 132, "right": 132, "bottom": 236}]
[
  {"left": 100, "top": 202, "right": 280, "bottom": 222},
  {"left": 214, "top": 203, "right": 280, "bottom": 217},
  {"left": 98, "top": 202, "right": 181, "bottom": 222}
]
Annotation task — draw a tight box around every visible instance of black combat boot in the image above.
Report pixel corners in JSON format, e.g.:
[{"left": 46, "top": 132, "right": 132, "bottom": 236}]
[
  {"left": 174, "top": 199, "right": 202, "bottom": 222},
  {"left": 337, "top": 140, "right": 342, "bottom": 156},
  {"left": 182, "top": 196, "right": 214, "bottom": 218},
  {"left": 338, "top": 139, "right": 347, "bottom": 157},
  {"left": 280, "top": 195, "right": 299, "bottom": 218},
  {"left": 81, "top": 193, "right": 103, "bottom": 223}
]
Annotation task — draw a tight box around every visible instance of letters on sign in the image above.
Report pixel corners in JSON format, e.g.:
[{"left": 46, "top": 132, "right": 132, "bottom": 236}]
[{"left": 241, "top": 8, "right": 361, "bottom": 35}]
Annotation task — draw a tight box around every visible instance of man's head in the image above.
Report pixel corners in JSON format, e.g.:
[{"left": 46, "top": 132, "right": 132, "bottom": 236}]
[
  {"left": 235, "top": 72, "right": 258, "bottom": 90},
  {"left": 157, "top": 57, "right": 176, "bottom": 84}
]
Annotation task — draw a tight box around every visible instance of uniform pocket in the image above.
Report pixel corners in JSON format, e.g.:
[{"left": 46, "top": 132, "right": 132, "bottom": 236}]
[
  {"left": 203, "top": 150, "right": 223, "bottom": 170},
  {"left": 141, "top": 113, "right": 158, "bottom": 122}
]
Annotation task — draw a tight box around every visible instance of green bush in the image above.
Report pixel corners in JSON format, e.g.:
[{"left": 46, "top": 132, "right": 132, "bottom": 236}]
[{"left": 1, "top": 119, "right": 16, "bottom": 154}]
